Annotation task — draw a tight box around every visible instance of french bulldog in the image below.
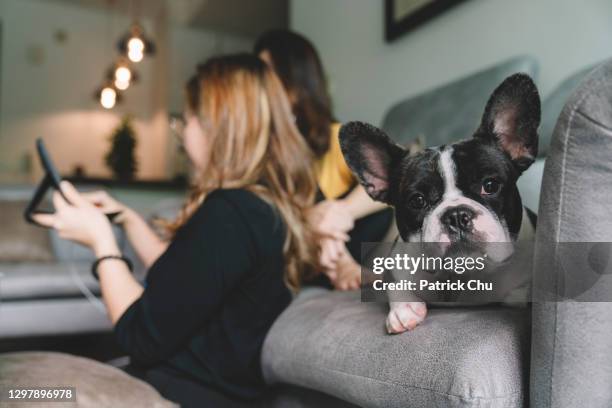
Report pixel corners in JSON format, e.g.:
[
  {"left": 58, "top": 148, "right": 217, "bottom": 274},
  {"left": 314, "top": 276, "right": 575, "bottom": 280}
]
[{"left": 339, "top": 73, "right": 540, "bottom": 334}]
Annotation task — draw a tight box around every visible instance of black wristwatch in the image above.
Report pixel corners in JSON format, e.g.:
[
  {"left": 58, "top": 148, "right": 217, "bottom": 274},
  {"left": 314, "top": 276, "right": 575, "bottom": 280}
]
[{"left": 91, "top": 255, "right": 133, "bottom": 281}]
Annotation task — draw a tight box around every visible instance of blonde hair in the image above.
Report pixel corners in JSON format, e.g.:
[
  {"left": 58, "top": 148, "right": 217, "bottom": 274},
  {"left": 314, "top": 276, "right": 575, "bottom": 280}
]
[{"left": 171, "top": 54, "right": 319, "bottom": 291}]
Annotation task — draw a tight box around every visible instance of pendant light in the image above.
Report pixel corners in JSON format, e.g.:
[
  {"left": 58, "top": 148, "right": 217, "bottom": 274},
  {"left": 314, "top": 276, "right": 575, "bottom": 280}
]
[{"left": 117, "top": 1, "right": 155, "bottom": 63}]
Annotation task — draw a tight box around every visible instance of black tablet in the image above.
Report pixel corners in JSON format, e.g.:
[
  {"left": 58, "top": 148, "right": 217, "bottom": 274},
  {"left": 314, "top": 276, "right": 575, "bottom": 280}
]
[{"left": 24, "top": 138, "right": 120, "bottom": 227}]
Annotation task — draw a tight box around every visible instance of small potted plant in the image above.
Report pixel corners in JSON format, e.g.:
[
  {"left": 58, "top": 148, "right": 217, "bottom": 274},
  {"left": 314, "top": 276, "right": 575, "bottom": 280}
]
[{"left": 105, "top": 115, "right": 138, "bottom": 181}]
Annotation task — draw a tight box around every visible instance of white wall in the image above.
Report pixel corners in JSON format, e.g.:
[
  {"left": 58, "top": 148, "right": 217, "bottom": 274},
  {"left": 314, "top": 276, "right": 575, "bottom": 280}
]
[
  {"left": 290, "top": 0, "right": 612, "bottom": 126},
  {"left": 0, "top": 0, "right": 252, "bottom": 182},
  {"left": 169, "top": 28, "right": 253, "bottom": 114}
]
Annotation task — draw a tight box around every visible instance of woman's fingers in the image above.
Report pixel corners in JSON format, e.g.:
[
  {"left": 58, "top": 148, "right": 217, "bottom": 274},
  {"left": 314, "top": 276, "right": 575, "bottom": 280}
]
[
  {"left": 328, "top": 239, "right": 342, "bottom": 263},
  {"left": 322, "top": 238, "right": 347, "bottom": 267},
  {"left": 326, "top": 269, "right": 337, "bottom": 280},
  {"left": 320, "top": 244, "right": 334, "bottom": 269},
  {"left": 81, "top": 190, "right": 108, "bottom": 205},
  {"left": 319, "top": 229, "right": 350, "bottom": 242},
  {"left": 329, "top": 249, "right": 362, "bottom": 291},
  {"left": 320, "top": 239, "right": 341, "bottom": 269},
  {"left": 336, "top": 231, "right": 351, "bottom": 242},
  {"left": 334, "top": 274, "right": 360, "bottom": 291},
  {"left": 32, "top": 213, "right": 57, "bottom": 228},
  {"left": 59, "top": 181, "right": 88, "bottom": 207},
  {"left": 52, "top": 190, "right": 69, "bottom": 211}
]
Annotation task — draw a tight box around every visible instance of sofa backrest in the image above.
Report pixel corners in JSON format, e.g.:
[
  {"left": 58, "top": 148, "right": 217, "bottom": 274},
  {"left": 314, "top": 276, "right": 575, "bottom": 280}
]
[
  {"left": 538, "top": 63, "right": 599, "bottom": 157},
  {"left": 380, "top": 55, "right": 539, "bottom": 147},
  {"left": 531, "top": 58, "right": 612, "bottom": 408}
]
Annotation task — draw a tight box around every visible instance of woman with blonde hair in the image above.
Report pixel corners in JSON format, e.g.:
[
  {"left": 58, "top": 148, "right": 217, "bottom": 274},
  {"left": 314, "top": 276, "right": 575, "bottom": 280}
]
[{"left": 36, "top": 54, "right": 319, "bottom": 406}]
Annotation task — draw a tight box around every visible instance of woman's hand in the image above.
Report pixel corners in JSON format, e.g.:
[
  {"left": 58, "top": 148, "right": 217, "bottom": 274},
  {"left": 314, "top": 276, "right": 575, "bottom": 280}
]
[
  {"left": 33, "top": 182, "right": 119, "bottom": 256},
  {"left": 319, "top": 237, "right": 345, "bottom": 271},
  {"left": 80, "top": 190, "right": 168, "bottom": 268},
  {"left": 318, "top": 236, "right": 361, "bottom": 291},
  {"left": 307, "top": 200, "right": 353, "bottom": 241},
  {"left": 325, "top": 245, "right": 361, "bottom": 291},
  {"left": 81, "top": 190, "right": 131, "bottom": 225}
]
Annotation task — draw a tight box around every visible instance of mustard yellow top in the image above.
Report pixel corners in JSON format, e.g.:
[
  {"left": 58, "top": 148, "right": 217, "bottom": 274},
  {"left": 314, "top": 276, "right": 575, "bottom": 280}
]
[{"left": 315, "top": 123, "right": 356, "bottom": 199}]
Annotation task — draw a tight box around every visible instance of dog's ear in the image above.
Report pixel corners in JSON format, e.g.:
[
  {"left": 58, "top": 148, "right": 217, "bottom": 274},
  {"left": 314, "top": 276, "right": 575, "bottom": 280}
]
[
  {"left": 477, "top": 73, "right": 541, "bottom": 172},
  {"left": 339, "top": 121, "right": 405, "bottom": 203}
]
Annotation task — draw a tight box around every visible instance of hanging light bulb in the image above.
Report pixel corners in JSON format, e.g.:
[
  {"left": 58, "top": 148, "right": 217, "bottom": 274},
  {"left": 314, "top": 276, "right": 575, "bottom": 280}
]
[
  {"left": 114, "top": 65, "right": 132, "bottom": 89},
  {"left": 95, "top": 81, "right": 122, "bottom": 109},
  {"left": 127, "top": 36, "right": 144, "bottom": 52},
  {"left": 115, "top": 66, "right": 132, "bottom": 83},
  {"left": 126, "top": 36, "right": 144, "bottom": 62},
  {"left": 115, "top": 78, "right": 130, "bottom": 90},
  {"left": 127, "top": 48, "right": 144, "bottom": 63},
  {"left": 118, "top": 23, "right": 155, "bottom": 63},
  {"left": 107, "top": 59, "right": 138, "bottom": 91},
  {"left": 100, "top": 86, "right": 117, "bottom": 109}
]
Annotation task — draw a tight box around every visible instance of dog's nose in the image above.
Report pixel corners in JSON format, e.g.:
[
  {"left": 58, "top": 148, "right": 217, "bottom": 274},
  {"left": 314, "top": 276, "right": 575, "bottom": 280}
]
[{"left": 442, "top": 206, "right": 475, "bottom": 234}]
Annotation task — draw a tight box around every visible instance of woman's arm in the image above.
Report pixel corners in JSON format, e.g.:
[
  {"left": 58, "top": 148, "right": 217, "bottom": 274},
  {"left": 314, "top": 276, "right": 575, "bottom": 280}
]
[
  {"left": 82, "top": 191, "right": 168, "bottom": 267},
  {"left": 308, "top": 186, "right": 387, "bottom": 289},
  {"left": 119, "top": 208, "right": 168, "bottom": 268},
  {"left": 307, "top": 185, "right": 387, "bottom": 245},
  {"left": 93, "top": 236, "right": 144, "bottom": 324},
  {"left": 34, "top": 183, "right": 144, "bottom": 324},
  {"left": 340, "top": 184, "right": 387, "bottom": 220}
]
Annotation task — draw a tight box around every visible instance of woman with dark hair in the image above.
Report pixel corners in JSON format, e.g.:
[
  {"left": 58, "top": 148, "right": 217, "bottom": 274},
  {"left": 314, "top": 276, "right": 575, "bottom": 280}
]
[
  {"left": 36, "top": 54, "right": 319, "bottom": 407},
  {"left": 255, "top": 30, "right": 394, "bottom": 290}
]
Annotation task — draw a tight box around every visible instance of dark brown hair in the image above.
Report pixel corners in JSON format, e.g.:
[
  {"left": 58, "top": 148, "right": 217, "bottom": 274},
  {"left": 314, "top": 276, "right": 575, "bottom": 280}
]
[{"left": 254, "top": 30, "right": 334, "bottom": 158}]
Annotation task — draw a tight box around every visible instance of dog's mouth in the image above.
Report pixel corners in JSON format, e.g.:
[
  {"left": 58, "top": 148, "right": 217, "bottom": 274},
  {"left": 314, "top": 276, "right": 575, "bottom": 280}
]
[
  {"left": 419, "top": 231, "right": 504, "bottom": 265},
  {"left": 431, "top": 230, "right": 482, "bottom": 253},
  {"left": 421, "top": 237, "right": 483, "bottom": 257},
  {"left": 446, "top": 239, "right": 484, "bottom": 255}
]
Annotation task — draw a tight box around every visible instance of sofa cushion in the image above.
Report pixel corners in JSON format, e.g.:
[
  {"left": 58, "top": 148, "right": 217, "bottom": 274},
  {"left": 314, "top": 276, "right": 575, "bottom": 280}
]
[
  {"left": 262, "top": 290, "right": 530, "bottom": 408},
  {"left": 0, "top": 262, "right": 97, "bottom": 300},
  {"left": 0, "top": 351, "right": 176, "bottom": 407},
  {"left": 0, "top": 298, "right": 112, "bottom": 338}
]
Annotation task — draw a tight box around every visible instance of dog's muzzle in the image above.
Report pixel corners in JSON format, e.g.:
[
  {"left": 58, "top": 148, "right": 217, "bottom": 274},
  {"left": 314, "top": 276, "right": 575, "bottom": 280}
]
[{"left": 441, "top": 205, "right": 475, "bottom": 238}]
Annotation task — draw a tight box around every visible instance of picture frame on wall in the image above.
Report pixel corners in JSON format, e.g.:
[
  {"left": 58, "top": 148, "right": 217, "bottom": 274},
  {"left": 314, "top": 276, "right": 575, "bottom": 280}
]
[{"left": 385, "top": 0, "right": 467, "bottom": 42}]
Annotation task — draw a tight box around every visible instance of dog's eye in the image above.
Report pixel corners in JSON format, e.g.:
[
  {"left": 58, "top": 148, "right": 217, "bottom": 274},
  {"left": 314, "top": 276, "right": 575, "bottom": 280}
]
[
  {"left": 481, "top": 178, "right": 501, "bottom": 195},
  {"left": 409, "top": 193, "right": 427, "bottom": 209}
]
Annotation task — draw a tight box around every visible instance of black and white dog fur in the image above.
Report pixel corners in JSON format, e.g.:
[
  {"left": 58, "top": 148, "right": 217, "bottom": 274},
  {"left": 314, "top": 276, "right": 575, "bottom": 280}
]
[{"left": 339, "top": 74, "right": 540, "bottom": 334}]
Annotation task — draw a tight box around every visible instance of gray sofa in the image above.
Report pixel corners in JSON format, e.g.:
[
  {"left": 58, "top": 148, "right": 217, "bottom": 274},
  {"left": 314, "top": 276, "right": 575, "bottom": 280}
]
[
  {"left": 261, "top": 58, "right": 612, "bottom": 408},
  {"left": 1, "top": 57, "right": 610, "bottom": 407},
  {"left": 530, "top": 60, "right": 612, "bottom": 407}
]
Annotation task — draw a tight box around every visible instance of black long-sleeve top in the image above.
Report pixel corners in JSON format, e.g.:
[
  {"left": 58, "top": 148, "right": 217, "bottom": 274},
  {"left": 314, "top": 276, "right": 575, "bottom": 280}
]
[{"left": 114, "top": 189, "right": 292, "bottom": 400}]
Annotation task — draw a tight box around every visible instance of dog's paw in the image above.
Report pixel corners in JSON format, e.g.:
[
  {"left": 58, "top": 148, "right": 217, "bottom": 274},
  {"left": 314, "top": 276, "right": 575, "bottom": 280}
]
[{"left": 385, "top": 301, "right": 427, "bottom": 334}]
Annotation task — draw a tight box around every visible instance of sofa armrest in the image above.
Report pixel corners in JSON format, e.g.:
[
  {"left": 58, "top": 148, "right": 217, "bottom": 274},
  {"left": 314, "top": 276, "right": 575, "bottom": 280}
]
[
  {"left": 531, "top": 59, "right": 612, "bottom": 408},
  {"left": 263, "top": 290, "right": 530, "bottom": 408}
]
